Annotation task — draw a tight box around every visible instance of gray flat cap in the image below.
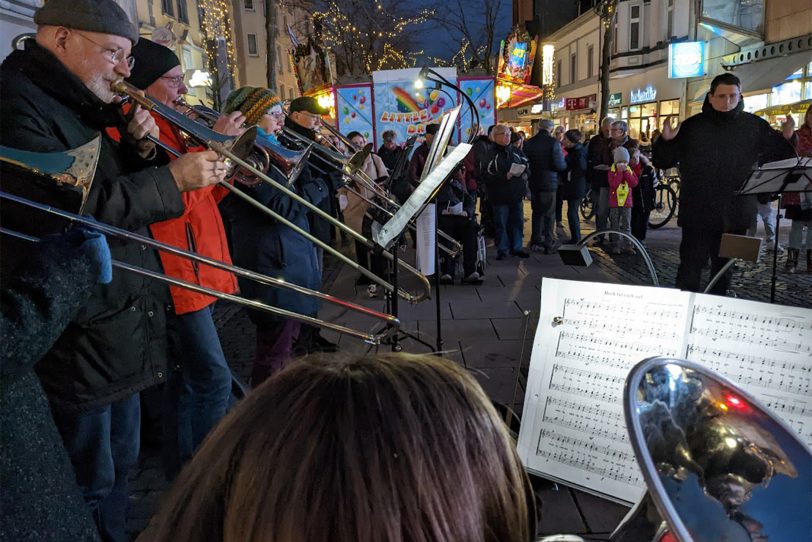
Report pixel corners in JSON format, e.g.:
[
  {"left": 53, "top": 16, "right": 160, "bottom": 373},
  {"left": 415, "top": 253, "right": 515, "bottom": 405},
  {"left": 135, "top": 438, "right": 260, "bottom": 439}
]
[{"left": 34, "top": 0, "right": 139, "bottom": 44}]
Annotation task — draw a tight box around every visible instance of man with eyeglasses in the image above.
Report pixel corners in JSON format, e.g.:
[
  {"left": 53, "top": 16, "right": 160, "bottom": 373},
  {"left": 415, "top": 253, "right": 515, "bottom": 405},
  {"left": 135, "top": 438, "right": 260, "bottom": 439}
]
[
  {"left": 0, "top": 1, "right": 228, "bottom": 539},
  {"left": 282, "top": 96, "right": 341, "bottom": 354},
  {"left": 480, "top": 124, "right": 531, "bottom": 260},
  {"left": 116, "top": 38, "right": 247, "bottom": 480},
  {"left": 653, "top": 73, "right": 794, "bottom": 295}
]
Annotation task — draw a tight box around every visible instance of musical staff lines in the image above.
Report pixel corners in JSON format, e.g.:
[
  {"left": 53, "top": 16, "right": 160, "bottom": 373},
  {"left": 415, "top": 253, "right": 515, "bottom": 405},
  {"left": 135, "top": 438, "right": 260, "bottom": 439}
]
[
  {"left": 690, "top": 303, "right": 812, "bottom": 354},
  {"left": 542, "top": 396, "right": 627, "bottom": 443},
  {"left": 534, "top": 429, "right": 642, "bottom": 485},
  {"left": 687, "top": 345, "right": 811, "bottom": 397}
]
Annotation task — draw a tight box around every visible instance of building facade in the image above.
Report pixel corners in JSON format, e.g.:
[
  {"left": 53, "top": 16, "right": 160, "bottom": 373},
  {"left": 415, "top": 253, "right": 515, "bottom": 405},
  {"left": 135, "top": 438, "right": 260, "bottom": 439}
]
[
  {"left": 522, "top": 0, "right": 811, "bottom": 140},
  {"left": 231, "top": 0, "right": 307, "bottom": 102},
  {"left": 133, "top": 0, "right": 212, "bottom": 105}
]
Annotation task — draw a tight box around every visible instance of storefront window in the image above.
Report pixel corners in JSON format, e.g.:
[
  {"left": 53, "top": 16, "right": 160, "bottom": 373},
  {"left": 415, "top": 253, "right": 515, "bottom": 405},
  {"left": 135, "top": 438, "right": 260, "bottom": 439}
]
[
  {"left": 743, "top": 93, "right": 769, "bottom": 113},
  {"left": 626, "top": 102, "right": 658, "bottom": 140},
  {"left": 771, "top": 81, "right": 802, "bottom": 105},
  {"left": 658, "top": 99, "right": 679, "bottom": 116}
]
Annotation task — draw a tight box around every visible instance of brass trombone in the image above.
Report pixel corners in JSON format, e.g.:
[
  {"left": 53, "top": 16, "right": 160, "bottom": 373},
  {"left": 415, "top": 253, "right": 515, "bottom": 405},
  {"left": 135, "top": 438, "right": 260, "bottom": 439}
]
[
  {"left": 112, "top": 81, "right": 431, "bottom": 304},
  {"left": 279, "top": 124, "right": 464, "bottom": 257},
  {"left": 0, "top": 190, "right": 399, "bottom": 344}
]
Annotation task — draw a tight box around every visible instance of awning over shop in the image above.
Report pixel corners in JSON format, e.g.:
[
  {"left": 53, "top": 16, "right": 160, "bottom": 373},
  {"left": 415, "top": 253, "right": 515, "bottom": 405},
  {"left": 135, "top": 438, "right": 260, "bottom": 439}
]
[
  {"left": 496, "top": 82, "right": 544, "bottom": 110},
  {"left": 691, "top": 52, "right": 809, "bottom": 102},
  {"left": 754, "top": 99, "right": 812, "bottom": 116}
]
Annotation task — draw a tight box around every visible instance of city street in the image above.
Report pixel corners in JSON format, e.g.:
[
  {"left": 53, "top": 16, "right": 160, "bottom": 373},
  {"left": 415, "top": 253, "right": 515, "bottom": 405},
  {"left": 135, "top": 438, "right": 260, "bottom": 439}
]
[{"left": 128, "top": 206, "right": 810, "bottom": 540}]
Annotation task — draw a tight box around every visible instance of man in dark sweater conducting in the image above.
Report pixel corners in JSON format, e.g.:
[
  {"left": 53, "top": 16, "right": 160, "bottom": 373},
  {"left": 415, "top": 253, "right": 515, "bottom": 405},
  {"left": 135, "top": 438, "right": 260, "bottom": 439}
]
[{"left": 653, "top": 73, "right": 794, "bottom": 295}]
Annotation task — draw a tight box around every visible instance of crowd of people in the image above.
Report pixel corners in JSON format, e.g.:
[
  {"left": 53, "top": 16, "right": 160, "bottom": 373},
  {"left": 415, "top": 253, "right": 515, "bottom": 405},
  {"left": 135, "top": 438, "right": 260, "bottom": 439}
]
[
  {"left": 1, "top": 2, "right": 810, "bottom": 541},
  {"left": 0, "top": 3, "right": 536, "bottom": 540}
]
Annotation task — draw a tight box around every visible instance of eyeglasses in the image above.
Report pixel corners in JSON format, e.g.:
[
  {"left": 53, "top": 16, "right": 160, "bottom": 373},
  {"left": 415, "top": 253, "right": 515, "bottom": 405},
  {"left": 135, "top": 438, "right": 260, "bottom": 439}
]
[
  {"left": 266, "top": 110, "right": 284, "bottom": 118},
  {"left": 159, "top": 75, "right": 186, "bottom": 87},
  {"left": 74, "top": 31, "right": 135, "bottom": 69}
]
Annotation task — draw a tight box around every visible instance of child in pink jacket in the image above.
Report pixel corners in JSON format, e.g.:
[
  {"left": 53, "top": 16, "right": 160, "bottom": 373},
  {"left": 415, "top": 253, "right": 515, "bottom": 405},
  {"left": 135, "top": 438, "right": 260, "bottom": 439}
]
[{"left": 607, "top": 146, "right": 639, "bottom": 254}]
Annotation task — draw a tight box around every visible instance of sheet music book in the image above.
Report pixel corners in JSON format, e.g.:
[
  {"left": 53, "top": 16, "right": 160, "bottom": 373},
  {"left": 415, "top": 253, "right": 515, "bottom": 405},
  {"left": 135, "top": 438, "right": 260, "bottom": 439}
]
[
  {"left": 517, "top": 279, "right": 812, "bottom": 505},
  {"left": 738, "top": 156, "right": 812, "bottom": 195}
]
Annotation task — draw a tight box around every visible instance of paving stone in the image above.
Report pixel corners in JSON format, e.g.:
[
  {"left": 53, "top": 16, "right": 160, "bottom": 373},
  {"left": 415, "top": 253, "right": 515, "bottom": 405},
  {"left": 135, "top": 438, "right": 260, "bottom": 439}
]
[
  {"left": 571, "top": 489, "right": 630, "bottom": 534},
  {"left": 449, "top": 299, "right": 523, "bottom": 319},
  {"left": 531, "top": 476, "right": 588, "bottom": 535},
  {"left": 466, "top": 366, "right": 523, "bottom": 405},
  {"left": 491, "top": 316, "right": 539, "bottom": 341}
]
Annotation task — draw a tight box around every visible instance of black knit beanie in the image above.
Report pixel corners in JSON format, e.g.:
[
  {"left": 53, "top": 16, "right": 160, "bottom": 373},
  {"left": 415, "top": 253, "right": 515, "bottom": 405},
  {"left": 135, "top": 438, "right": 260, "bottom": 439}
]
[
  {"left": 34, "top": 0, "right": 139, "bottom": 44},
  {"left": 126, "top": 38, "right": 181, "bottom": 90}
]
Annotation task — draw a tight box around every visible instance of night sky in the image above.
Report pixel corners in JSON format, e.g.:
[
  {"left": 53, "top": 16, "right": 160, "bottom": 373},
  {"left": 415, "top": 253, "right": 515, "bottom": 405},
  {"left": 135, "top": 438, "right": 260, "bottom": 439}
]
[{"left": 408, "top": 0, "right": 514, "bottom": 62}]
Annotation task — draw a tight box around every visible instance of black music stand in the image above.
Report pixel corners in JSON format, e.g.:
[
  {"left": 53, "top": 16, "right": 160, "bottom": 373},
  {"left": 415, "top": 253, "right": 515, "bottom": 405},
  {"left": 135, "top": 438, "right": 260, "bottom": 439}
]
[
  {"left": 737, "top": 156, "right": 811, "bottom": 302},
  {"left": 374, "top": 143, "right": 472, "bottom": 352}
]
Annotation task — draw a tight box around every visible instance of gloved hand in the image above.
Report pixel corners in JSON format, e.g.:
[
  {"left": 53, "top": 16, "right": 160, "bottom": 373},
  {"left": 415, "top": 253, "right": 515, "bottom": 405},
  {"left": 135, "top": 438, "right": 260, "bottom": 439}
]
[{"left": 41, "top": 225, "right": 113, "bottom": 285}]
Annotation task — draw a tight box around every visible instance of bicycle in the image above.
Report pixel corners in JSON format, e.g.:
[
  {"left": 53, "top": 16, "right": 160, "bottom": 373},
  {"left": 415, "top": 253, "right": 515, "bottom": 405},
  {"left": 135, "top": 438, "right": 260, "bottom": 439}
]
[
  {"left": 648, "top": 182, "right": 678, "bottom": 229},
  {"left": 580, "top": 188, "right": 596, "bottom": 222}
]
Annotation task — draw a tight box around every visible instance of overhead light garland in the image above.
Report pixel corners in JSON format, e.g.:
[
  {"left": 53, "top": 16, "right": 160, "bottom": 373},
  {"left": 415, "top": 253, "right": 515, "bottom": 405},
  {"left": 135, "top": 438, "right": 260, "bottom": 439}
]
[
  {"left": 290, "top": 0, "right": 434, "bottom": 75},
  {"left": 199, "top": 0, "right": 239, "bottom": 83}
]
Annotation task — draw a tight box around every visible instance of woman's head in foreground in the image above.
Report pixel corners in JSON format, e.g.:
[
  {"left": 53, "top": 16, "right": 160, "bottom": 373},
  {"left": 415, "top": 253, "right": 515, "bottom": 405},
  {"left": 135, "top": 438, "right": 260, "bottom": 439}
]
[{"left": 153, "top": 353, "right": 532, "bottom": 542}]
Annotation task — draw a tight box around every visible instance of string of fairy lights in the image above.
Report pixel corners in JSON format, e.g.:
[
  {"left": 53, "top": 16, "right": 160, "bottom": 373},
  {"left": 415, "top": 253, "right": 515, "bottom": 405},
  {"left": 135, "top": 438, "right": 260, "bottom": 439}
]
[
  {"left": 312, "top": 0, "right": 434, "bottom": 72},
  {"left": 198, "top": 0, "right": 239, "bottom": 83}
]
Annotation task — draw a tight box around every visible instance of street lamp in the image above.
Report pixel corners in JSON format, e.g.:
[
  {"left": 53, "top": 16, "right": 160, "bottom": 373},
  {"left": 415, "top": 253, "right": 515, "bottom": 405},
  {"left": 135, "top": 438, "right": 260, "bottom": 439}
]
[{"left": 417, "top": 66, "right": 480, "bottom": 144}]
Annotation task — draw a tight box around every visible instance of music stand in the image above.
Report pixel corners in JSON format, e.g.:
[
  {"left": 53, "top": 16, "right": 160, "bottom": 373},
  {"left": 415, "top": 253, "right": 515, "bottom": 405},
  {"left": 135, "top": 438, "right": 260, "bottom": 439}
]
[
  {"left": 374, "top": 110, "right": 470, "bottom": 352},
  {"left": 737, "top": 156, "right": 812, "bottom": 302}
]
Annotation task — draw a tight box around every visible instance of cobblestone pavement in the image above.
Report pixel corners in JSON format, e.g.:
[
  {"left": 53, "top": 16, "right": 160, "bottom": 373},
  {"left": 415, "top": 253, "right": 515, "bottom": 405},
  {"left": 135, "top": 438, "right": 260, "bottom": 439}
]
[{"left": 127, "top": 204, "right": 811, "bottom": 540}]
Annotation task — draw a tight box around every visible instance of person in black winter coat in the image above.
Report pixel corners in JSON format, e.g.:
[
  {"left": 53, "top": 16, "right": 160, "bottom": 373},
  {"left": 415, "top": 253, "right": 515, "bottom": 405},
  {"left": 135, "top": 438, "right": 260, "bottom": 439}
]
[
  {"left": 480, "top": 125, "right": 530, "bottom": 259},
  {"left": 653, "top": 73, "right": 795, "bottom": 295},
  {"left": 628, "top": 144, "right": 658, "bottom": 242},
  {"left": 587, "top": 117, "right": 615, "bottom": 232},
  {"left": 0, "top": 3, "right": 226, "bottom": 539},
  {"left": 523, "top": 119, "right": 566, "bottom": 253},
  {"left": 1, "top": 229, "right": 112, "bottom": 542},
  {"left": 435, "top": 166, "right": 483, "bottom": 284},
  {"left": 560, "top": 130, "right": 588, "bottom": 243}
]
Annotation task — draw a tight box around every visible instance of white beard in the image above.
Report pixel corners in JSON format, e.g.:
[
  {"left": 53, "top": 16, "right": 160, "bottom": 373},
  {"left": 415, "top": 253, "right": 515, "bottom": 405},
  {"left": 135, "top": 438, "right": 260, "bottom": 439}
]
[{"left": 79, "top": 58, "right": 116, "bottom": 103}]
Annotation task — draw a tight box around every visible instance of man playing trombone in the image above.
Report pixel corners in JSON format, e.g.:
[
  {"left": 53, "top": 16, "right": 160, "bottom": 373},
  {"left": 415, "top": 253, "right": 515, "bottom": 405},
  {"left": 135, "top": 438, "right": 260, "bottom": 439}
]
[
  {"left": 282, "top": 96, "right": 341, "bottom": 354},
  {"left": 118, "top": 38, "right": 245, "bottom": 478},
  {"left": 0, "top": 2, "right": 227, "bottom": 539}
]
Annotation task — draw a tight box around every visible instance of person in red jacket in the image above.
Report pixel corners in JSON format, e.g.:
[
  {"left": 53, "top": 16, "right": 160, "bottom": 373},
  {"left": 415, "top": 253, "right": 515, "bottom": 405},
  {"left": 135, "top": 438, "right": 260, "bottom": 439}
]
[
  {"left": 122, "top": 39, "right": 245, "bottom": 475},
  {"left": 607, "top": 146, "right": 639, "bottom": 255}
]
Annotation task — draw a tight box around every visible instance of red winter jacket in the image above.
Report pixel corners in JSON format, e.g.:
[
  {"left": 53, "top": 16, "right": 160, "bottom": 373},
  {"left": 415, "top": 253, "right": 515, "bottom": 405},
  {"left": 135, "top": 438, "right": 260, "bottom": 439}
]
[
  {"left": 607, "top": 164, "right": 639, "bottom": 208},
  {"left": 108, "top": 114, "right": 237, "bottom": 314}
]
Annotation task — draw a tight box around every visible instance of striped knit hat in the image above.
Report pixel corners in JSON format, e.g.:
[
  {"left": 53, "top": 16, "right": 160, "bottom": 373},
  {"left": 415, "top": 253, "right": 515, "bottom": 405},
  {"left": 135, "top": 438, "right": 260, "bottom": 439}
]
[{"left": 223, "top": 87, "right": 283, "bottom": 126}]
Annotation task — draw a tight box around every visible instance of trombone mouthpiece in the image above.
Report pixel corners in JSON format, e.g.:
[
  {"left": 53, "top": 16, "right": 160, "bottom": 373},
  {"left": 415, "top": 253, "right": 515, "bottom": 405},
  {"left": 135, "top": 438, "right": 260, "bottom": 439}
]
[{"left": 110, "top": 80, "right": 128, "bottom": 94}]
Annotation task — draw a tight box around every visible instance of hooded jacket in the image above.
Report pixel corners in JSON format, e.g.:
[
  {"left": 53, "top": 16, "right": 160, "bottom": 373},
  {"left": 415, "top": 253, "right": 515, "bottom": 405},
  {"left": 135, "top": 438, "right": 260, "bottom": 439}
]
[
  {"left": 0, "top": 40, "right": 184, "bottom": 412},
  {"left": 653, "top": 96, "right": 795, "bottom": 231}
]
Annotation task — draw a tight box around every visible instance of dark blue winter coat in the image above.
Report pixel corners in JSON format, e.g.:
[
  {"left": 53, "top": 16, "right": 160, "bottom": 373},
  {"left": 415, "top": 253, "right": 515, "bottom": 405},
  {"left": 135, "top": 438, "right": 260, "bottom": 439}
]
[
  {"left": 523, "top": 130, "right": 566, "bottom": 193},
  {"left": 220, "top": 168, "right": 328, "bottom": 324},
  {"left": 561, "top": 143, "right": 588, "bottom": 200}
]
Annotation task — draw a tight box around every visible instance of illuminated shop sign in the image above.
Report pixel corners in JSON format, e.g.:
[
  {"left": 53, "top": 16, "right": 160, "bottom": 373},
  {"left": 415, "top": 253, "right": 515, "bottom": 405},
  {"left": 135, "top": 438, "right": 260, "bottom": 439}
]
[
  {"left": 608, "top": 92, "right": 622, "bottom": 107},
  {"left": 565, "top": 94, "right": 597, "bottom": 111},
  {"left": 668, "top": 41, "right": 706, "bottom": 78},
  {"left": 630, "top": 85, "right": 657, "bottom": 104}
]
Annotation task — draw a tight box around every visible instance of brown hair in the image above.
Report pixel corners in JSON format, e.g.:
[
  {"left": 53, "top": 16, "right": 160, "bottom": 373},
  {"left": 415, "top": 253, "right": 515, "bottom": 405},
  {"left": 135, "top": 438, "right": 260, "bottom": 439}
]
[{"left": 151, "top": 353, "right": 532, "bottom": 542}]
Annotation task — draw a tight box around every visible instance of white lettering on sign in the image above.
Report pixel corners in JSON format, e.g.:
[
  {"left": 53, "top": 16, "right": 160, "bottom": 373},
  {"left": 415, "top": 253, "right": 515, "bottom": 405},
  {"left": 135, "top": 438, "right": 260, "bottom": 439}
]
[{"left": 630, "top": 86, "right": 657, "bottom": 104}]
